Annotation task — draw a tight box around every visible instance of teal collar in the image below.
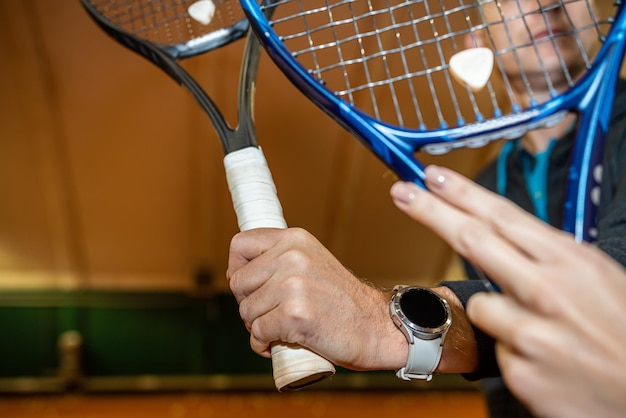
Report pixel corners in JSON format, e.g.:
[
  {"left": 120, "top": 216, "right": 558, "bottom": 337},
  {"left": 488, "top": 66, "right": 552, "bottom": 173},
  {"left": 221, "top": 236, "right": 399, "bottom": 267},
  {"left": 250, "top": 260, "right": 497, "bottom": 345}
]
[{"left": 496, "top": 138, "right": 558, "bottom": 222}]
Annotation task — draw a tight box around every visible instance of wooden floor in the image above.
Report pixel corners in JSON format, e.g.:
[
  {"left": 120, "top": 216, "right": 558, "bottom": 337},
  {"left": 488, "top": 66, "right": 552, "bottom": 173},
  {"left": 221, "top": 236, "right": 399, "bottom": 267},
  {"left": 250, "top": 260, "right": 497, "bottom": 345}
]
[{"left": 0, "top": 390, "right": 487, "bottom": 418}]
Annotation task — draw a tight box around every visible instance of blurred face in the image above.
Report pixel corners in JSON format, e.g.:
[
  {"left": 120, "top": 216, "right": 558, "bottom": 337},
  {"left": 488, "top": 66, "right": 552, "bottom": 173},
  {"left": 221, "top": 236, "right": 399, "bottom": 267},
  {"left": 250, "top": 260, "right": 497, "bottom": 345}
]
[{"left": 477, "top": 0, "right": 599, "bottom": 84}]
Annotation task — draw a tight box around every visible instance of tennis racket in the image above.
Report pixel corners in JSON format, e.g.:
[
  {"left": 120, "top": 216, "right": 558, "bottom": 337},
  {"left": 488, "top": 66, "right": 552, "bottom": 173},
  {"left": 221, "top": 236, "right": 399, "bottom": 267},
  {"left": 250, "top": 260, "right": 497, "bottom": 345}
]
[
  {"left": 241, "top": 0, "right": 626, "bottom": 293},
  {"left": 79, "top": 0, "right": 335, "bottom": 391},
  {"left": 241, "top": 0, "right": 625, "bottom": 243}
]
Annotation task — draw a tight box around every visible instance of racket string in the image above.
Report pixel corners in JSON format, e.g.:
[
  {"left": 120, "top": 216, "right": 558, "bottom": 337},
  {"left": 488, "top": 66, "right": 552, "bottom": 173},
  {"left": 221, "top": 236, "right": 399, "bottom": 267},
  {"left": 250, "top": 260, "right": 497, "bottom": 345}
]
[
  {"left": 460, "top": 0, "right": 501, "bottom": 122},
  {"left": 433, "top": 0, "right": 473, "bottom": 127},
  {"left": 366, "top": 0, "right": 407, "bottom": 124},
  {"left": 422, "top": 0, "right": 455, "bottom": 127},
  {"left": 265, "top": 0, "right": 615, "bottom": 133},
  {"left": 87, "top": 0, "right": 245, "bottom": 45}
]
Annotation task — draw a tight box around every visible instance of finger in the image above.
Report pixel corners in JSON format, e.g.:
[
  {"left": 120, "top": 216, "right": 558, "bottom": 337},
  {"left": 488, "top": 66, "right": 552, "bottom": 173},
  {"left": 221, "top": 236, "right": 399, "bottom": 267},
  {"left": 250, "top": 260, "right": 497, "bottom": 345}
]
[
  {"left": 228, "top": 228, "right": 284, "bottom": 272},
  {"left": 467, "top": 292, "right": 538, "bottom": 348},
  {"left": 249, "top": 333, "right": 272, "bottom": 359},
  {"left": 243, "top": 277, "right": 319, "bottom": 359},
  {"left": 390, "top": 180, "right": 479, "bottom": 249},
  {"left": 390, "top": 180, "right": 541, "bottom": 295},
  {"left": 247, "top": 303, "right": 283, "bottom": 359},
  {"left": 228, "top": 228, "right": 286, "bottom": 302},
  {"left": 423, "top": 165, "right": 577, "bottom": 263},
  {"left": 494, "top": 342, "right": 557, "bottom": 418},
  {"left": 493, "top": 343, "right": 537, "bottom": 409},
  {"left": 236, "top": 265, "right": 306, "bottom": 333}
]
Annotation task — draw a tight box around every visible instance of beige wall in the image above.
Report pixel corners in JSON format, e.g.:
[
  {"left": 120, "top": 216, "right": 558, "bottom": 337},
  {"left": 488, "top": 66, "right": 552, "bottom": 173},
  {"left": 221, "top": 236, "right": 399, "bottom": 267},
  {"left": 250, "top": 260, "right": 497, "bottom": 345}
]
[{"left": 0, "top": 1, "right": 501, "bottom": 293}]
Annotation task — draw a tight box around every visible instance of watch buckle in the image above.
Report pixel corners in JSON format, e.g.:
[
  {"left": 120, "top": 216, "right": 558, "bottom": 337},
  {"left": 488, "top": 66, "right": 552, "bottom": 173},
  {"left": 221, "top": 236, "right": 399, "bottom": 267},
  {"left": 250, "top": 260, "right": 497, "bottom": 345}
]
[{"left": 396, "top": 368, "right": 433, "bottom": 382}]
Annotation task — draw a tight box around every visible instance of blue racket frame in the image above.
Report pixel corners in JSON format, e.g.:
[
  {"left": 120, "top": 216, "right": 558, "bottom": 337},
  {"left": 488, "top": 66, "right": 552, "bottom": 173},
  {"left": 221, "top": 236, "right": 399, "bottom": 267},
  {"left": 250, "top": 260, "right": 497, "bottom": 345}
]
[{"left": 243, "top": 0, "right": 626, "bottom": 244}]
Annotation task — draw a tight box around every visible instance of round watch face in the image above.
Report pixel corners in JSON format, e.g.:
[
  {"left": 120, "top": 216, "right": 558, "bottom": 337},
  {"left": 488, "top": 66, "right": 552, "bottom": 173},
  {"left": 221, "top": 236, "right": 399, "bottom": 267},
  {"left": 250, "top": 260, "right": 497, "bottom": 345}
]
[{"left": 399, "top": 288, "right": 449, "bottom": 329}]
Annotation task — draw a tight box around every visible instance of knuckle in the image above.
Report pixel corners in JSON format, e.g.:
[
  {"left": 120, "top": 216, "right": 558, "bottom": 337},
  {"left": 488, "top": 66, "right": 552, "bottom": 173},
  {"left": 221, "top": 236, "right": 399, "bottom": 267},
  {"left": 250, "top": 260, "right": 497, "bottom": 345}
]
[
  {"left": 522, "top": 278, "right": 555, "bottom": 314},
  {"left": 279, "top": 277, "right": 315, "bottom": 324},
  {"left": 281, "top": 248, "right": 309, "bottom": 268},
  {"left": 507, "top": 322, "right": 534, "bottom": 349},
  {"left": 506, "top": 318, "right": 549, "bottom": 357},
  {"left": 455, "top": 221, "right": 486, "bottom": 256},
  {"left": 284, "top": 297, "right": 312, "bottom": 324},
  {"left": 228, "top": 231, "right": 246, "bottom": 253},
  {"left": 238, "top": 298, "right": 251, "bottom": 322},
  {"left": 490, "top": 200, "right": 522, "bottom": 232},
  {"left": 227, "top": 268, "right": 243, "bottom": 296},
  {"left": 279, "top": 274, "right": 308, "bottom": 302}
]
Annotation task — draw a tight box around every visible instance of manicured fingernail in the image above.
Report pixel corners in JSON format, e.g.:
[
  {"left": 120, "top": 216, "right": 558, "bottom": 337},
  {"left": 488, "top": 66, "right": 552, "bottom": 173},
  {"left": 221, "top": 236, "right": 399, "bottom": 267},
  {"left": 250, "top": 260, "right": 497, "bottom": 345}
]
[
  {"left": 390, "top": 181, "right": 419, "bottom": 205},
  {"left": 425, "top": 165, "right": 447, "bottom": 189}
]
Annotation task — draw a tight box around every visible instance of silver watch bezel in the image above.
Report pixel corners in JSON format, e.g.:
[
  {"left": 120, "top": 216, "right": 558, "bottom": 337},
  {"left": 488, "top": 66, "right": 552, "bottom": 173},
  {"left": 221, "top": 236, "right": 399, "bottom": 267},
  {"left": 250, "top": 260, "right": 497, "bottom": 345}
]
[{"left": 390, "top": 286, "right": 452, "bottom": 340}]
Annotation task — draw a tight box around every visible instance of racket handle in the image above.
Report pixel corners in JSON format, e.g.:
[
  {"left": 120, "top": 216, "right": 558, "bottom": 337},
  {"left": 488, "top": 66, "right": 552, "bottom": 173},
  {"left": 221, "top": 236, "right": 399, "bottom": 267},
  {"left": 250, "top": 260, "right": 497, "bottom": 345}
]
[{"left": 224, "top": 146, "right": 336, "bottom": 391}]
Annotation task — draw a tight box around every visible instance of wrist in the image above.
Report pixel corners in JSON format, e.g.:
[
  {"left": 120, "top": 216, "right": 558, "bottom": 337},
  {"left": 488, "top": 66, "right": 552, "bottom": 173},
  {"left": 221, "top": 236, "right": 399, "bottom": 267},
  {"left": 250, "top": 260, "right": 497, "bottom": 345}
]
[
  {"left": 430, "top": 286, "right": 479, "bottom": 373},
  {"left": 364, "top": 289, "right": 409, "bottom": 371},
  {"left": 384, "top": 290, "right": 411, "bottom": 370}
]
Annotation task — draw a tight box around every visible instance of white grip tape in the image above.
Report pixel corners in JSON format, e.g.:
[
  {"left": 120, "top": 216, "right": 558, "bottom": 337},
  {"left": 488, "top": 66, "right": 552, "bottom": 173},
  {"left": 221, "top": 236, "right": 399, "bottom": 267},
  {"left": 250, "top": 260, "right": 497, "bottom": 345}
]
[
  {"left": 224, "top": 147, "right": 336, "bottom": 391},
  {"left": 224, "top": 147, "right": 287, "bottom": 231},
  {"left": 271, "top": 342, "right": 336, "bottom": 391}
]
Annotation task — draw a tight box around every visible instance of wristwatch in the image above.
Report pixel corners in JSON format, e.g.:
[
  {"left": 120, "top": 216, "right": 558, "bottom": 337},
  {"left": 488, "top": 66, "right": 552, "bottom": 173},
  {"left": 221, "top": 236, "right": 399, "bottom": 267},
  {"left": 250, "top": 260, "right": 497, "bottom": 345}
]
[{"left": 389, "top": 285, "right": 452, "bottom": 381}]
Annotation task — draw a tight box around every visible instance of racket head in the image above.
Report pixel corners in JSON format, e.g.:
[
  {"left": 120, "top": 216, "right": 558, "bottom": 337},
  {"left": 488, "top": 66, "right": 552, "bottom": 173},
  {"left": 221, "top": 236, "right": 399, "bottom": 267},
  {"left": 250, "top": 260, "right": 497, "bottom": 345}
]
[
  {"left": 80, "top": 0, "right": 249, "bottom": 64},
  {"left": 243, "top": 0, "right": 624, "bottom": 183},
  {"left": 80, "top": 0, "right": 264, "bottom": 153}
]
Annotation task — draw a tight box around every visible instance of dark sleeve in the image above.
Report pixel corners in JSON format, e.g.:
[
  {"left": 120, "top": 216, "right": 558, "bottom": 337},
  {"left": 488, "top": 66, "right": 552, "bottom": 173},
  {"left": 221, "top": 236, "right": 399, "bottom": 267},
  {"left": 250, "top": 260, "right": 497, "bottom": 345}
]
[
  {"left": 439, "top": 279, "right": 500, "bottom": 380},
  {"left": 596, "top": 90, "right": 626, "bottom": 267}
]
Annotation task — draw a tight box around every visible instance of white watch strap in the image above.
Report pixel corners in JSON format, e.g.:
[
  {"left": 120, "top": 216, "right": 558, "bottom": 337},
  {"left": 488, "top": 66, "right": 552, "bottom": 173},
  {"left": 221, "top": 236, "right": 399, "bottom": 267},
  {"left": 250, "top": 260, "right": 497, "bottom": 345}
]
[{"left": 396, "top": 335, "right": 444, "bottom": 382}]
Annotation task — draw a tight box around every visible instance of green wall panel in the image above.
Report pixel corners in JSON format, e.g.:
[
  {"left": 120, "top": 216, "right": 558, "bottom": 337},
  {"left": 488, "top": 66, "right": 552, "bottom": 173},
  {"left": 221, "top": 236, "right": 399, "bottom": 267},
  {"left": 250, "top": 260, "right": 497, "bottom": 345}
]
[{"left": 0, "top": 292, "right": 270, "bottom": 378}]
